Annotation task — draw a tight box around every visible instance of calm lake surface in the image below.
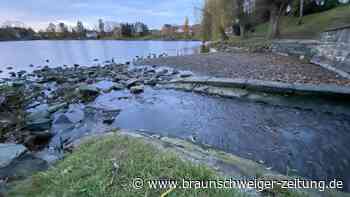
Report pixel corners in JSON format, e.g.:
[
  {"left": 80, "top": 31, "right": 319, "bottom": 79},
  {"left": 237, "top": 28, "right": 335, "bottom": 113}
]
[{"left": 0, "top": 40, "right": 201, "bottom": 78}]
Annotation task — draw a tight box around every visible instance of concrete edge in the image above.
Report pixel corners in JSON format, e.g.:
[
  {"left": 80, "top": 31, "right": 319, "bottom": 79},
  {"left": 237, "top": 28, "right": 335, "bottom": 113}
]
[
  {"left": 310, "top": 58, "right": 350, "bottom": 80},
  {"left": 164, "top": 77, "right": 350, "bottom": 98}
]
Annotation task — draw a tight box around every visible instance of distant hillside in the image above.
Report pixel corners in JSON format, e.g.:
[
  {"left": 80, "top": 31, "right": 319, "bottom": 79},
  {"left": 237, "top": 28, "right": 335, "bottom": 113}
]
[{"left": 253, "top": 5, "right": 350, "bottom": 39}]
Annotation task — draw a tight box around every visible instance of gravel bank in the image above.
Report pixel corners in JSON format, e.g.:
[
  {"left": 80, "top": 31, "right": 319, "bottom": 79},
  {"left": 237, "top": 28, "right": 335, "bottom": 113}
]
[{"left": 136, "top": 52, "right": 350, "bottom": 86}]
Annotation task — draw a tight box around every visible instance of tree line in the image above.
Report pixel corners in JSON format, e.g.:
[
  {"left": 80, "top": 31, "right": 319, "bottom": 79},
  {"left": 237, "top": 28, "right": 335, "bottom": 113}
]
[
  {"left": 0, "top": 19, "right": 150, "bottom": 41},
  {"left": 200, "top": 0, "right": 347, "bottom": 40}
]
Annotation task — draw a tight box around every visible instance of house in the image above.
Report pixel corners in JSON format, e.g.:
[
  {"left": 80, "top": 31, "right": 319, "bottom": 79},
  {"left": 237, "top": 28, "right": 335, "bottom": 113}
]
[
  {"left": 86, "top": 31, "right": 98, "bottom": 39},
  {"left": 175, "top": 25, "right": 185, "bottom": 33},
  {"left": 161, "top": 24, "right": 178, "bottom": 36},
  {"left": 134, "top": 22, "right": 148, "bottom": 36},
  {"left": 190, "top": 24, "right": 201, "bottom": 36},
  {"left": 161, "top": 24, "right": 201, "bottom": 37},
  {"left": 150, "top": 29, "right": 161, "bottom": 36}
]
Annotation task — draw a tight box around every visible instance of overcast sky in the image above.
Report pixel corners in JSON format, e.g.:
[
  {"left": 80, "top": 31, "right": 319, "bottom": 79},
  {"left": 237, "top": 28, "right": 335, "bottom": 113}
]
[{"left": 0, "top": 0, "right": 203, "bottom": 30}]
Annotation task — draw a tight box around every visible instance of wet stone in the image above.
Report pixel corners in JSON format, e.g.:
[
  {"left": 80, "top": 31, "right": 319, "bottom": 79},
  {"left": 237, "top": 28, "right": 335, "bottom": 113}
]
[
  {"left": 179, "top": 71, "right": 193, "bottom": 78},
  {"left": 26, "top": 105, "right": 51, "bottom": 131},
  {"left": 130, "top": 85, "right": 144, "bottom": 94},
  {"left": 0, "top": 153, "right": 48, "bottom": 182},
  {"left": 0, "top": 144, "right": 27, "bottom": 168},
  {"left": 77, "top": 84, "right": 100, "bottom": 102},
  {"left": 102, "top": 109, "right": 121, "bottom": 125},
  {"left": 48, "top": 103, "right": 68, "bottom": 114},
  {"left": 25, "top": 118, "right": 51, "bottom": 131},
  {"left": 126, "top": 79, "right": 141, "bottom": 88},
  {"left": 53, "top": 114, "right": 73, "bottom": 125}
]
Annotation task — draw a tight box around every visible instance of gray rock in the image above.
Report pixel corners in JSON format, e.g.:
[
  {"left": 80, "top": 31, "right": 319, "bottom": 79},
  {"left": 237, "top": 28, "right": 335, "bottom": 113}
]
[
  {"left": 27, "top": 106, "right": 50, "bottom": 122},
  {"left": 26, "top": 106, "right": 51, "bottom": 130},
  {"left": 155, "top": 68, "right": 168, "bottom": 75},
  {"left": 126, "top": 79, "right": 141, "bottom": 88},
  {"left": 179, "top": 71, "right": 193, "bottom": 78},
  {"left": 26, "top": 118, "right": 51, "bottom": 131},
  {"left": 53, "top": 114, "right": 73, "bottom": 125},
  {"left": 78, "top": 84, "right": 100, "bottom": 95},
  {"left": 48, "top": 103, "right": 68, "bottom": 113},
  {"left": 145, "top": 78, "right": 158, "bottom": 86},
  {"left": 34, "top": 151, "right": 59, "bottom": 164},
  {"left": 9, "top": 72, "right": 16, "bottom": 77},
  {"left": 94, "top": 81, "right": 124, "bottom": 92},
  {"left": 102, "top": 109, "right": 121, "bottom": 125},
  {"left": 17, "top": 70, "right": 26, "bottom": 77},
  {"left": 111, "top": 83, "right": 125, "bottom": 91},
  {"left": 12, "top": 80, "right": 25, "bottom": 87},
  {"left": 65, "top": 106, "right": 85, "bottom": 123},
  {"left": 0, "top": 144, "right": 27, "bottom": 168},
  {"left": 130, "top": 85, "right": 144, "bottom": 94},
  {"left": 77, "top": 84, "right": 100, "bottom": 101},
  {"left": 0, "top": 153, "right": 48, "bottom": 182}
]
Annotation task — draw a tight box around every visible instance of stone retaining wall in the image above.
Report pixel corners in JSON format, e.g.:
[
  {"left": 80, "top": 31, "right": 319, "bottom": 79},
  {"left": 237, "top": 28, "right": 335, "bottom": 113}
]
[{"left": 271, "top": 26, "right": 350, "bottom": 79}]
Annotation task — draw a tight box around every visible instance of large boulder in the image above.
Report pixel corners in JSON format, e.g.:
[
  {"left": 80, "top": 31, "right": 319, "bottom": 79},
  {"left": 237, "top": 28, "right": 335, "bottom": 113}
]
[
  {"left": 48, "top": 102, "right": 68, "bottom": 113},
  {"left": 0, "top": 144, "right": 27, "bottom": 168},
  {"left": 77, "top": 84, "right": 100, "bottom": 102},
  {"left": 26, "top": 105, "right": 51, "bottom": 131},
  {"left": 25, "top": 118, "right": 51, "bottom": 131}
]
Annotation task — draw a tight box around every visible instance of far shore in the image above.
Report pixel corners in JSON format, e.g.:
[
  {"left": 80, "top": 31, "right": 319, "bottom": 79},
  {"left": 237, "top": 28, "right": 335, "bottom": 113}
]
[{"left": 0, "top": 38, "right": 201, "bottom": 42}]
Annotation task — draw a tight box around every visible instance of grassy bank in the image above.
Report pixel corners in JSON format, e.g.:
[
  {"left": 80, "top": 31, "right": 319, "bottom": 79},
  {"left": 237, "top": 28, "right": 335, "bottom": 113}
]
[
  {"left": 7, "top": 133, "right": 243, "bottom": 197},
  {"left": 253, "top": 5, "right": 350, "bottom": 39},
  {"left": 100, "top": 34, "right": 201, "bottom": 41}
]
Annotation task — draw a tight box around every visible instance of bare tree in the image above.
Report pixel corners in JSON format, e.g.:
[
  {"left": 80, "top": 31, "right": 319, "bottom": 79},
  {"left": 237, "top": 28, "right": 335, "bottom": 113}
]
[
  {"left": 298, "top": 0, "right": 304, "bottom": 25},
  {"left": 266, "top": 0, "right": 290, "bottom": 39},
  {"left": 233, "top": 0, "right": 248, "bottom": 38},
  {"left": 183, "top": 17, "right": 190, "bottom": 36},
  {"left": 46, "top": 23, "right": 56, "bottom": 33}
]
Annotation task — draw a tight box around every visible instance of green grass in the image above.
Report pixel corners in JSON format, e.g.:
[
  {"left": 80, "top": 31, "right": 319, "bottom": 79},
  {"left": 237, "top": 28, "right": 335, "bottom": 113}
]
[
  {"left": 253, "top": 5, "right": 350, "bottom": 39},
  {"left": 7, "top": 134, "right": 244, "bottom": 197}
]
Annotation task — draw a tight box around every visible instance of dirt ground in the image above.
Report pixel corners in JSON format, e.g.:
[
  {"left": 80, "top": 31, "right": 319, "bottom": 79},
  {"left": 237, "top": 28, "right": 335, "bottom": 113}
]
[{"left": 136, "top": 52, "right": 350, "bottom": 86}]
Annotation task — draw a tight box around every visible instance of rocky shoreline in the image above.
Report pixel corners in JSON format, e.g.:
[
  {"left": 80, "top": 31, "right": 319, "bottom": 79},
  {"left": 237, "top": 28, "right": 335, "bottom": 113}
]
[{"left": 0, "top": 61, "right": 194, "bottom": 189}]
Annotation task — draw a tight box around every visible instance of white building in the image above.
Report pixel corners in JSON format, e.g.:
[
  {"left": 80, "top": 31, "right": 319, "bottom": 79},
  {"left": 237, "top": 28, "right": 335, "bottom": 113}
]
[{"left": 86, "top": 31, "right": 98, "bottom": 39}]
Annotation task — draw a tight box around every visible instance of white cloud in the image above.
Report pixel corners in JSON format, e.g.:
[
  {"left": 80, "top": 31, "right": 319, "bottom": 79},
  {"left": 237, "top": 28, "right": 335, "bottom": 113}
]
[{"left": 0, "top": 0, "right": 201, "bottom": 30}]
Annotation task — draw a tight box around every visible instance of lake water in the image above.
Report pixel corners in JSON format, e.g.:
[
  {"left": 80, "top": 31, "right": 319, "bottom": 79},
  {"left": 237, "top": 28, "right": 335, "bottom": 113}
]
[
  {"left": 46, "top": 85, "right": 350, "bottom": 190},
  {"left": 0, "top": 40, "right": 201, "bottom": 78}
]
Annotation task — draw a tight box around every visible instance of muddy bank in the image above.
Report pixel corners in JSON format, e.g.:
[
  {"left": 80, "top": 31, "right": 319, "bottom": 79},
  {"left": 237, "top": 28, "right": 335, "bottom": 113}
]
[{"left": 0, "top": 62, "right": 195, "bottom": 188}]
